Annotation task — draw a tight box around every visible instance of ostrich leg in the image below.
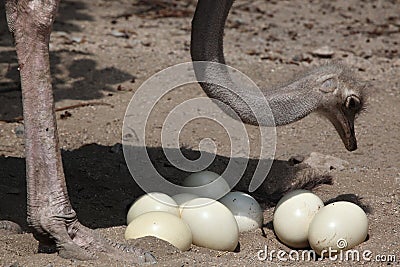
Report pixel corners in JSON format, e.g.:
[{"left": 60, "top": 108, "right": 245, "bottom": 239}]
[{"left": 3, "top": 0, "right": 154, "bottom": 263}]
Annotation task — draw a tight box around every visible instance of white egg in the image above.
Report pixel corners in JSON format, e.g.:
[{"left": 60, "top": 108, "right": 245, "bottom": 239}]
[
  {"left": 273, "top": 189, "right": 324, "bottom": 248},
  {"left": 308, "top": 201, "right": 368, "bottom": 255},
  {"left": 125, "top": 211, "right": 192, "bottom": 251},
  {"left": 219, "top": 191, "right": 264, "bottom": 232},
  {"left": 171, "top": 193, "right": 198, "bottom": 215},
  {"left": 126, "top": 192, "right": 179, "bottom": 224},
  {"left": 181, "top": 198, "right": 239, "bottom": 251},
  {"left": 182, "top": 171, "right": 230, "bottom": 200}
]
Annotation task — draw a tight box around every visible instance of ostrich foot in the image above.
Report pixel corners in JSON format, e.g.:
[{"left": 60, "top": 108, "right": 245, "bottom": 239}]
[{"left": 37, "top": 220, "right": 156, "bottom": 264}]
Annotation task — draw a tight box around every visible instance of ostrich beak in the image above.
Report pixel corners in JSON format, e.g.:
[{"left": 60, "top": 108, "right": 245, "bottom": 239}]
[{"left": 327, "top": 110, "right": 357, "bottom": 151}]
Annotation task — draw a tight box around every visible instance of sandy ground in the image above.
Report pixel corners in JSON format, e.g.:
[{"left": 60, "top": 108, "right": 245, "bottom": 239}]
[{"left": 0, "top": 0, "right": 399, "bottom": 266}]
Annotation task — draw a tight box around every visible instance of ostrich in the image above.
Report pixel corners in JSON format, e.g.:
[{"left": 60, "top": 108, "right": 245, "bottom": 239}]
[
  {"left": 1, "top": 0, "right": 365, "bottom": 264},
  {"left": 191, "top": 1, "right": 366, "bottom": 151}
]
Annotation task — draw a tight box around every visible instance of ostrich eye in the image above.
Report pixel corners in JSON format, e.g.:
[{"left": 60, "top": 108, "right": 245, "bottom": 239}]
[{"left": 345, "top": 95, "right": 361, "bottom": 111}]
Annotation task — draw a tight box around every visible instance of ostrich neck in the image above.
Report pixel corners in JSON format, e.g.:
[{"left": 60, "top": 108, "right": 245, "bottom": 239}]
[{"left": 190, "top": 0, "right": 321, "bottom": 127}]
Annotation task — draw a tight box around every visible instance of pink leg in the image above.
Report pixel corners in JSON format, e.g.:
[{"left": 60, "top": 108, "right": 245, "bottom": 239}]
[{"left": 3, "top": 0, "right": 155, "bottom": 263}]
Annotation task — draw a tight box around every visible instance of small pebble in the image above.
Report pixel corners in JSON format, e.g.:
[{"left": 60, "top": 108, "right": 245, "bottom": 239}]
[
  {"left": 14, "top": 124, "right": 24, "bottom": 138},
  {"left": 311, "top": 46, "right": 335, "bottom": 58},
  {"left": 110, "top": 143, "right": 122, "bottom": 153},
  {"left": 303, "top": 152, "right": 349, "bottom": 171}
]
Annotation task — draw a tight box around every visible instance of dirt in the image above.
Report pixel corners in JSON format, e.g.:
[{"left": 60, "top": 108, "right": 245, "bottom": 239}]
[{"left": 0, "top": 0, "right": 399, "bottom": 266}]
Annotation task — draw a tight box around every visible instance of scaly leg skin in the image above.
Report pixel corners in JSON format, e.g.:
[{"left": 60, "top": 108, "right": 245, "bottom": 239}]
[{"left": 4, "top": 0, "right": 155, "bottom": 264}]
